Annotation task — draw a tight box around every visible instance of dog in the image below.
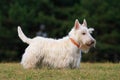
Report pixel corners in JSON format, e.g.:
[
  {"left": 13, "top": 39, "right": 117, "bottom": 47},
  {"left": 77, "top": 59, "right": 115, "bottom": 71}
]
[{"left": 17, "top": 19, "right": 96, "bottom": 69}]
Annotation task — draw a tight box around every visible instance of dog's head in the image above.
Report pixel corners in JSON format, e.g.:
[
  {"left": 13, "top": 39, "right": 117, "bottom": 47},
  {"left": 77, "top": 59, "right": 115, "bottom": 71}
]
[{"left": 69, "top": 19, "right": 96, "bottom": 53}]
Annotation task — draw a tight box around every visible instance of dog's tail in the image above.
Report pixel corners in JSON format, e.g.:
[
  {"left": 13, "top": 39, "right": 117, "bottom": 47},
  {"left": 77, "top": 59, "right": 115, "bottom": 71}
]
[{"left": 17, "top": 26, "right": 32, "bottom": 44}]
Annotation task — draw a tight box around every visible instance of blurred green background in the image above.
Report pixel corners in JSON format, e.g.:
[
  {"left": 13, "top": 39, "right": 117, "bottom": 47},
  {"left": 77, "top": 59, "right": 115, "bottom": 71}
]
[{"left": 0, "top": 0, "right": 120, "bottom": 62}]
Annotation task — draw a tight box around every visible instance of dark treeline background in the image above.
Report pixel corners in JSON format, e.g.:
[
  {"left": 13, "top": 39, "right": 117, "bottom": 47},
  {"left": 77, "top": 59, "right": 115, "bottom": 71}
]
[{"left": 0, "top": 0, "right": 120, "bottom": 62}]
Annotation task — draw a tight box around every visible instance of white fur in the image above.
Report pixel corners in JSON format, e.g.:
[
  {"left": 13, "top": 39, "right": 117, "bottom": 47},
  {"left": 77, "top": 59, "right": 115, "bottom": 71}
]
[{"left": 17, "top": 19, "right": 96, "bottom": 69}]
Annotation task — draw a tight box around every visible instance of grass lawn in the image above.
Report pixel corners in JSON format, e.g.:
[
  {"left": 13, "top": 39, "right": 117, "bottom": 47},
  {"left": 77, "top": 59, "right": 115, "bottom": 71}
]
[{"left": 0, "top": 63, "right": 120, "bottom": 80}]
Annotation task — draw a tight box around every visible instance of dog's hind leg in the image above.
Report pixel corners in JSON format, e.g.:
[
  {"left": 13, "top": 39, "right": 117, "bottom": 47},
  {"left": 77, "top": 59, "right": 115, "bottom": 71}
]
[
  {"left": 21, "top": 53, "right": 37, "bottom": 69},
  {"left": 21, "top": 46, "right": 41, "bottom": 69}
]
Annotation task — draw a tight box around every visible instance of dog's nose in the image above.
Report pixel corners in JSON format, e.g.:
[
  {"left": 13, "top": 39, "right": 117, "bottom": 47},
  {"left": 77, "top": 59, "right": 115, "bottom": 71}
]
[
  {"left": 90, "top": 40, "right": 95, "bottom": 45},
  {"left": 87, "top": 39, "right": 95, "bottom": 46},
  {"left": 90, "top": 39, "right": 96, "bottom": 45}
]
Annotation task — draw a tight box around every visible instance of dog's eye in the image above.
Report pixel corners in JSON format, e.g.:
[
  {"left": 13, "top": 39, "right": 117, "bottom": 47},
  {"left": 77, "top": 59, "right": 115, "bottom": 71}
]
[{"left": 82, "top": 32, "right": 86, "bottom": 35}]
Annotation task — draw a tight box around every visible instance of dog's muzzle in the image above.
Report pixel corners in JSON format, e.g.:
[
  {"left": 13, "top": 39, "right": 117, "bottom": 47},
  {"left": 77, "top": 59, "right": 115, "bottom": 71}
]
[{"left": 86, "top": 39, "right": 96, "bottom": 47}]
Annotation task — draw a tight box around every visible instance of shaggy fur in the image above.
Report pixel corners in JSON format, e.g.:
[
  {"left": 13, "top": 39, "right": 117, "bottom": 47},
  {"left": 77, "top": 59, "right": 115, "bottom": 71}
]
[{"left": 18, "top": 19, "right": 96, "bottom": 69}]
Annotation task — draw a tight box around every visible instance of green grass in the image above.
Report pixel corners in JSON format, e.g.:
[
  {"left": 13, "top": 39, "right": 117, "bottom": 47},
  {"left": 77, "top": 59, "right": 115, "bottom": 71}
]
[{"left": 0, "top": 63, "right": 120, "bottom": 80}]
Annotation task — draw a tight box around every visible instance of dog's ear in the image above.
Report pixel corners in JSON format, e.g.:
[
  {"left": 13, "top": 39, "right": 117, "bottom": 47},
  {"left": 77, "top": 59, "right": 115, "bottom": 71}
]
[
  {"left": 88, "top": 28, "right": 94, "bottom": 33},
  {"left": 82, "top": 19, "right": 87, "bottom": 27},
  {"left": 74, "top": 19, "right": 81, "bottom": 30}
]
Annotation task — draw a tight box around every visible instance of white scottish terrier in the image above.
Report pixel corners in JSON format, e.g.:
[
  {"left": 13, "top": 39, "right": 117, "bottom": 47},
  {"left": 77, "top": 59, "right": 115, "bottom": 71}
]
[{"left": 18, "top": 19, "right": 96, "bottom": 69}]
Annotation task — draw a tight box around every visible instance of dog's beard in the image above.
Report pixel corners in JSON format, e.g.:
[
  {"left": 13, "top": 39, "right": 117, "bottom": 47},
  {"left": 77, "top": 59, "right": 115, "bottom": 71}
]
[
  {"left": 80, "top": 42, "right": 96, "bottom": 53},
  {"left": 80, "top": 45, "right": 89, "bottom": 53},
  {"left": 80, "top": 42, "right": 95, "bottom": 53}
]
